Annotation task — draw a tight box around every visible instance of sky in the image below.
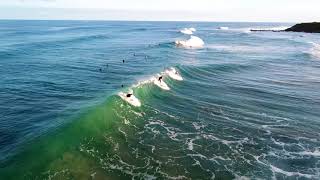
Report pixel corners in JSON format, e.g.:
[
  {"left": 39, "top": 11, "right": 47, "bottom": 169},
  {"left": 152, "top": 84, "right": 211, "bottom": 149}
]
[{"left": 0, "top": 0, "right": 319, "bottom": 22}]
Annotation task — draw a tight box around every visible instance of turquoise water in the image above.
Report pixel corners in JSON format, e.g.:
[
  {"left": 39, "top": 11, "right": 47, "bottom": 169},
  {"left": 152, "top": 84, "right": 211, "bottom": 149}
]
[{"left": 0, "top": 20, "right": 320, "bottom": 179}]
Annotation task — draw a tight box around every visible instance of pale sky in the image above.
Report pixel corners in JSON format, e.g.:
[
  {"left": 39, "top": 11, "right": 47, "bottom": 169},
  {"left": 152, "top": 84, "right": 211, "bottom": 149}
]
[{"left": 0, "top": 0, "right": 319, "bottom": 22}]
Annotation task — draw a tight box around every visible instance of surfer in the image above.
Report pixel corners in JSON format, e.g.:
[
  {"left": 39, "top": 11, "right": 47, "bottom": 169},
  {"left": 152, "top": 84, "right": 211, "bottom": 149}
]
[
  {"left": 126, "top": 93, "right": 132, "bottom": 98},
  {"left": 123, "top": 59, "right": 125, "bottom": 63},
  {"left": 158, "top": 76, "right": 163, "bottom": 82}
]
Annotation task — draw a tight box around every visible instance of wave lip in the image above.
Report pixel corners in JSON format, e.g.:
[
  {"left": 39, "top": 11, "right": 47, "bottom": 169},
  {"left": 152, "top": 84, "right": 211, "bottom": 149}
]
[{"left": 175, "top": 35, "right": 204, "bottom": 48}]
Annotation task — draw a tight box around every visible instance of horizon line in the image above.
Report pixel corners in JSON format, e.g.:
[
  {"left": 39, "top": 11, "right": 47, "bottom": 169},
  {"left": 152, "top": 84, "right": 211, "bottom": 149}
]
[{"left": 0, "top": 18, "right": 301, "bottom": 24}]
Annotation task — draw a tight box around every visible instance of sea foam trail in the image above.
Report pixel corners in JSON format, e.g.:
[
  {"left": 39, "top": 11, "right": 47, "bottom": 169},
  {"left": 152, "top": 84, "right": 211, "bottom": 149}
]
[{"left": 175, "top": 36, "right": 204, "bottom": 48}]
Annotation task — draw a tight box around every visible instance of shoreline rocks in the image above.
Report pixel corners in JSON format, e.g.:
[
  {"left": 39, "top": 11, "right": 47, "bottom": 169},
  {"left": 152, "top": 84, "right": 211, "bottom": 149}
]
[
  {"left": 250, "top": 22, "right": 320, "bottom": 33},
  {"left": 285, "top": 22, "right": 320, "bottom": 33}
]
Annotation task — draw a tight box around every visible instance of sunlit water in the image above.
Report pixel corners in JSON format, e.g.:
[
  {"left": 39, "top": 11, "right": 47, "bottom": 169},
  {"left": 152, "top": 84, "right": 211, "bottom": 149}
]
[{"left": 0, "top": 20, "right": 320, "bottom": 179}]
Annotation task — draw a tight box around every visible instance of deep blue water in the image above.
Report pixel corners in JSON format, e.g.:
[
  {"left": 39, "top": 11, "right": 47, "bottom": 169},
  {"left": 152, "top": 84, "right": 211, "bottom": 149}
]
[{"left": 0, "top": 20, "right": 320, "bottom": 179}]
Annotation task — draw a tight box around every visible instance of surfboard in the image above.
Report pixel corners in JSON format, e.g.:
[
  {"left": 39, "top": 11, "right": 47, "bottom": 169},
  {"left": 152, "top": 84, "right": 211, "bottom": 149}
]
[
  {"left": 166, "top": 68, "right": 183, "bottom": 81},
  {"left": 153, "top": 78, "right": 170, "bottom": 90},
  {"left": 118, "top": 92, "right": 141, "bottom": 107}
]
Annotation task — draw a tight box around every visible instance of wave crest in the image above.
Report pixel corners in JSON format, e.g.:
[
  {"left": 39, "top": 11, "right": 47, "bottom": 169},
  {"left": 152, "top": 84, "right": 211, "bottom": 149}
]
[
  {"left": 180, "top": 28, "right": 196, "bottom": 35},
  {"left": 175, "top": 36, "right": 204, "bottom": 48}
]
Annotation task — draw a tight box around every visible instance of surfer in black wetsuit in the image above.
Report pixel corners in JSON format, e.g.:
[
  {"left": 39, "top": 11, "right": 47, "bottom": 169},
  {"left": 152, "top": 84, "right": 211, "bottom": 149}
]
[
  {"left": 126, "top": 94, "right": 132, "bottom": 98},
  {"left": 158, "top": 76, "right": 163, "bottom": 82}
]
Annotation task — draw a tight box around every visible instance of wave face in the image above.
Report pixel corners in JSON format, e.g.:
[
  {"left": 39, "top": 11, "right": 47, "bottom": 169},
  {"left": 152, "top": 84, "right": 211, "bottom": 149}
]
[{"left": 1, "top": 21, "right": 320, "bottom": 179}]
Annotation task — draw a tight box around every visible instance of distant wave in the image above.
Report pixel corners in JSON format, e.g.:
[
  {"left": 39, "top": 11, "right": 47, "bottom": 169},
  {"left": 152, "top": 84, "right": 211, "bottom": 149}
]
[
  {"left": 250, "top": 26, "right": 289, "bottom": 32},
  {"left": 47, "top": 25, "right": 108, "bottom": 32},
  {"left": 215, "top": 27, "right": 251, "bottom": 34},
  {"left": 180, "top": 28, "right": 196, "bottom": 35},
  {"left": 0, "top": 34, "right": 109, "bottom": 56},
  {"left": 175, "top": 36, "right": 204, "bottom": 48},
  {"left": 49, "top": 26, "right": 75, "bottom": 31},
  {"left": 207, "top": 44, "right": 300, "bottom": 55},
  {"left": 217, "top": 26, "right": 289, "bottom": 34},
  {"left": 207, "top": 44, "right": 271, "bottom": 53}
]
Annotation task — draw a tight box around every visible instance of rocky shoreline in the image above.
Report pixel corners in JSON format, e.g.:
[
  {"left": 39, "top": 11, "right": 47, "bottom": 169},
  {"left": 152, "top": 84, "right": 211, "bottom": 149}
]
[
  {"left": 250, "top": 22, "right": 320, "bottom": 33},
  {"left": 285, "top": 22, "right": 320, "bottom": 33}
]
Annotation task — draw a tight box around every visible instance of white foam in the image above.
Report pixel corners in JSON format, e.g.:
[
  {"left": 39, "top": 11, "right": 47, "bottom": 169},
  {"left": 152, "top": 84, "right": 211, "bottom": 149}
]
[
  {"left": 175, "top": 35, "right": 204, "bottom": 48},
  {"left": 270, "top": 164, "right": 315, "bottom": 178},
  {"left": 310, "top": 42, "right": 320, "bottom": 59},
  {"left": 118, "top": 91, "right": 141, "bottom": 107},
  {"left": 296, "top": 149, "right": 320, "bottom": 157},
  {"left": 217, "top": 27, "right": 251, "bottom": 33},
  {"left": 165, "top": 67, "right": 183, "bottom": 81},
  {"left": 250, "top": 26, "right": 289, "bottom": 31},
  {"left": 218, "top": 27, "right": 229, "bottom": 30},
  {"left": 180, "top": 28, "right": 193, "bottom": 35},
  {"left": 189, "top": 27, "right": 196, "bottom": 32}
]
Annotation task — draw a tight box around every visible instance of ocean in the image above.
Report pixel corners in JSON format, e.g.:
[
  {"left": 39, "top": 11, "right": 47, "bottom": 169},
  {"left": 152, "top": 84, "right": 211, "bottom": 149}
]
[{"left": 0, "top": 20, "right": 320, "bottom": 179}]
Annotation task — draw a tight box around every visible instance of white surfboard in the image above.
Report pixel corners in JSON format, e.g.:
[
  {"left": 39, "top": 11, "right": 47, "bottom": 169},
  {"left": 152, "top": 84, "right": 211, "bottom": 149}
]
[
  {"left": 165, "top": 68, "right": 183, "bottom": 81},
  {"left": 118, "top": 92, "right": 141, "bottom": 107},
  {"left": 153, "top": 77, "right": 170, "bottom": 90}
]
